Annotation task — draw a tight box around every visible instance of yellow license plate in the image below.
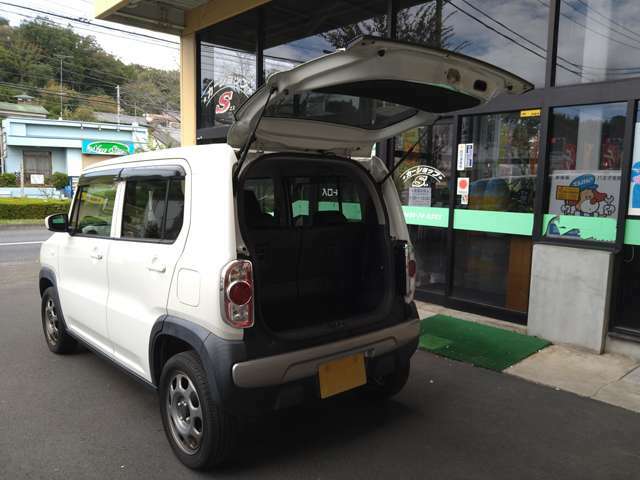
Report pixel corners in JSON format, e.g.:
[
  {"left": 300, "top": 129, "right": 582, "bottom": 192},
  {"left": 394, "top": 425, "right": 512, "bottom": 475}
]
[{"left": 318, "top": 353, "right": 367, "bottom": 399}]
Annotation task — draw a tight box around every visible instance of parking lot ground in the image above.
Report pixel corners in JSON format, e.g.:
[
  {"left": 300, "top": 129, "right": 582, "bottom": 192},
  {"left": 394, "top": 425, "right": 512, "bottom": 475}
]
[{"left": 2, "top": 227, "right": 640, "bottom": 479}]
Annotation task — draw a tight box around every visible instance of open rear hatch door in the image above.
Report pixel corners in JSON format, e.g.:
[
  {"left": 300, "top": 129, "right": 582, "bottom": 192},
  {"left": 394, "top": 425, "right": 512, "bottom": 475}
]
[{"left": 228, "top": 36, "right": 533, "bottom": 157}]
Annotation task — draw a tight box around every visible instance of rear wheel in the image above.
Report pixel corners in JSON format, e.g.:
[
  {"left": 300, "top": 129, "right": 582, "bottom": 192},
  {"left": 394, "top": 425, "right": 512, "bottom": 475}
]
[
  {"left": 159, "top": 351, "right": 237, "bottom": 470},
  {"left": 41, "top": 287, "right": 77, "bottom": 354},
  {"left": 362, "top": 361, "right": 410, "bottom": 400}
]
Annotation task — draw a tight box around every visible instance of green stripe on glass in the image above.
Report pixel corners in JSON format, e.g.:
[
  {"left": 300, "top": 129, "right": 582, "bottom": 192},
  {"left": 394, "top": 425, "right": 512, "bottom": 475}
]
[
  {"left": 624, "top": 219, "right": 640, "bottom": 245},
  {"left": 402, "top": 206, "right": 449, "bottom": 228},
  {"left": 542, "top": 214, "right": 616, "bottom": 242},
  {"left": 453, "top": 210, "right": 534, "bottom": 236}
]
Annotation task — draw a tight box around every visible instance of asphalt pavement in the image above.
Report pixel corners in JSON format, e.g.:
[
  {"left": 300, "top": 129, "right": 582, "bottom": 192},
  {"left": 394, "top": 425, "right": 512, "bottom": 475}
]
[{"left": 1, "top": 227, "right": 640, "bottom": 479}]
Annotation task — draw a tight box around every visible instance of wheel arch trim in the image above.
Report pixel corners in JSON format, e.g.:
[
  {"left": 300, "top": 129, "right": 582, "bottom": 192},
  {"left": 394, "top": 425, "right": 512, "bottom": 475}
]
[
  {"left": 39, "top": 266, "right": 57, "bottom": 296},
  {"left": 149, "top": 316, "right": 220, "bottom": 401}
]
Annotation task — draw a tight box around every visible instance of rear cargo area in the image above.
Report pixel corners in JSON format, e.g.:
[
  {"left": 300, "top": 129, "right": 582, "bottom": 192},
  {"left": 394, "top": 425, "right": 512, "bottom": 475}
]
[{"left": 239, "top": 156, "right": 394, "bottom": 334}]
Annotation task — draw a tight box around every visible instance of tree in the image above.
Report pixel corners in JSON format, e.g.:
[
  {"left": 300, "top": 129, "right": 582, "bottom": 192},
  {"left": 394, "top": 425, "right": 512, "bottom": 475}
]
[
  {"left": 40, "top": 80, "right": 80, "bottom": 118},
  {"left": 322, "top": 1, "right": 460, "bottom": 51},
  {"left": 67, "top": 106, "right": 96, "bottom": 122},
  {"left": 321, "top": 15, "right": 388, "bottom": 49}
]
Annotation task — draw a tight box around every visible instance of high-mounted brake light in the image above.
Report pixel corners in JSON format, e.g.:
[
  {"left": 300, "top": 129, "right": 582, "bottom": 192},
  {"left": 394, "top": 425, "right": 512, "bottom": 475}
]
[{"left": 220, "top": 260, "right": 254, "bottom": 328}]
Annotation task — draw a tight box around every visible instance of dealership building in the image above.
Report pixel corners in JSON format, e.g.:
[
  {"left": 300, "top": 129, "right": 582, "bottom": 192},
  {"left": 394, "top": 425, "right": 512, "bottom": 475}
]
[{"left": 96, "top": 0, "right": 640, "bottom": 357}]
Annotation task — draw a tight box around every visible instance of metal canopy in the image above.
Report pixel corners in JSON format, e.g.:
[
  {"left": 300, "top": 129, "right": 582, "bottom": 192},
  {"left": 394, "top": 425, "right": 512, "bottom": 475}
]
[{"left": 95, "top": 0, "right": 209, "bottom": 35}]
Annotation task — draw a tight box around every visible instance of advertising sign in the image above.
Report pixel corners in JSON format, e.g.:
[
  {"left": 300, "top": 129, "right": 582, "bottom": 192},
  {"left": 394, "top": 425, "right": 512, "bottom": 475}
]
[
  {"left": 30, "top": 174, "right": 44, "bottom": 185},
  {"left": 408, "top": 186, "right": 431, "bottom": 207},
  {"left": 400, "top": 165, "right": 446, "bottom": 187},
  {"left": 457, "top": 143, "right": 466, "bottom": 171},
  {"left": 82, "top": 140, "right": 134, "bottom": 156},
  {"left": 465, "top": 143, "right": 474, "bottom": 168},
  {"left": 201, "top": 83, "right": 249, "bottom": 126},
  {"left": 549, "top": 170, "right": 619, "bottom": 218},
  {"left": 457, "top": 177, "right": 470, "bottom": 196},
  {"left": 628, "top": 123, "right": 640, "bottom": 216}
]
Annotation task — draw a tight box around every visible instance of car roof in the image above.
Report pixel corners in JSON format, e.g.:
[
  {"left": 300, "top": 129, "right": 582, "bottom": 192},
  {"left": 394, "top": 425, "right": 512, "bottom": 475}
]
[{"left": 81, "top": 144, "right": 237, "bottom": 176}]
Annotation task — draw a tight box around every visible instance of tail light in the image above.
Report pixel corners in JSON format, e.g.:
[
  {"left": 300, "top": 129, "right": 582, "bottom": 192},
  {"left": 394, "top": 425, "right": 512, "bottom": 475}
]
[
  {"left": 220, "top": 260, "right": 254, "bottom": 329},
  {"left": 405, "top": 243, "right": 416, "bottom": 302}
]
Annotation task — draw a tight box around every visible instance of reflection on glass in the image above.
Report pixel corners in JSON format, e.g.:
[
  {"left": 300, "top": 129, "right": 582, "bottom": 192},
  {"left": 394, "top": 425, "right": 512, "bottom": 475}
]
[
  {"left": 556, "top": 0, "right": 640, "bottom": 86},
  {"left": 395, "top": 1, "right": 548, "bottom": 87},
  {"left": 453, "top": 231, "right": 532, "bottom": 312},
  {"left": 263, "top": 0, "right": 387, "bottom": 77},
  {"left": 409, "top": 225, "right": 447, "bottom": 293},
  {"left": 459, "top": 111, "right": 540, "bottom": 212},
  {"left": 394, "top": 123, "right": 453, "bottom": 208},
  {"left": 545, "top": 102, "right": 626, "bottom": 242},
  {"left": 199, "top": 42, "right": 256, "bottom": 129}
]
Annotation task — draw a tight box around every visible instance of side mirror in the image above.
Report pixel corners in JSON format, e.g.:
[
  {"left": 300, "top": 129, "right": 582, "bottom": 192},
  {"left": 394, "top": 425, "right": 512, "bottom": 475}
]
[{"left": 45, "top": 213, "right": 69, "bottom": 233}]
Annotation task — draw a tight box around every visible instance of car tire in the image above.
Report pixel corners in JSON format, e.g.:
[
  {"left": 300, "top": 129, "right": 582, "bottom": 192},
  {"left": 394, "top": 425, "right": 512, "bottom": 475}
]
[
  {"left": 361, "top": 360, "right": 410, "bottom": 400},
  {"left": 41, "top": 287, "right": 77, "bottom": 354},
  {"left": 159, "top": 351, "right": 237, "bottom": 470}
]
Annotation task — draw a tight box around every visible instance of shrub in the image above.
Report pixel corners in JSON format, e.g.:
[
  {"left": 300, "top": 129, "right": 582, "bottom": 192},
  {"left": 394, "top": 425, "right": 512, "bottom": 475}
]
[
  {"left": 46, "top": 172, "right": 69, "bottom": 190},
  {"left": 0, "top": 198, "right": 71, "bottom": 220},
  {"left": 0, "top": 173, "right": 17, "bottom": 187}
]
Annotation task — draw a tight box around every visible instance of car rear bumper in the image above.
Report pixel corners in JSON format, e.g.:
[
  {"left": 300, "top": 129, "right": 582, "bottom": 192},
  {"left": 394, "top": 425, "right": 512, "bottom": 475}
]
[{"left": 231, "top": 318, "right": 420, "bottom": 388}]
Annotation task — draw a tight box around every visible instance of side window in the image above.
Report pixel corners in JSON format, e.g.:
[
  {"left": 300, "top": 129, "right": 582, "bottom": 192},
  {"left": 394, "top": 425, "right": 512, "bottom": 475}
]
[
  {"left": 72, "top": 181, "right": 117, "bottom": 236},
  {"left": 121, "top": 178, "right": 185, "bottom": 241},
  {"left": 244, "top": 178, "right": 278, "bottom": 228}
]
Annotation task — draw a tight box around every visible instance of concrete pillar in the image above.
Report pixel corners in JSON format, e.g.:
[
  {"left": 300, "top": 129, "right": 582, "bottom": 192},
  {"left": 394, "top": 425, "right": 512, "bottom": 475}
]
[{"left": 528, "top": 243, "right": 614, "bottom": 353}]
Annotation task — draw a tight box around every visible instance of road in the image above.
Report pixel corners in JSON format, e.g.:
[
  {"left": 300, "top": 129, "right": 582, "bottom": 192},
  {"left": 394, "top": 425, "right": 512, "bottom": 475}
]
[{"left": 1, "top": 227, "right": 640, "bottom": 479}]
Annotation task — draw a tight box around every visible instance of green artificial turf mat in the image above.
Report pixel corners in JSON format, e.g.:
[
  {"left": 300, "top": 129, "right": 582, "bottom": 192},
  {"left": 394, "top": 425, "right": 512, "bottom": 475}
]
[{"left": 419, "top": 314, "right": 551, "bottom": 371}]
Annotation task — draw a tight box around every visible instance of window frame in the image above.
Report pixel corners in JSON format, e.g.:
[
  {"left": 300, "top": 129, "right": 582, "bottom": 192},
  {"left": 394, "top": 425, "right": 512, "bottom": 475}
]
[{"left": 68, "top": 174, "right": 120, "bottom": 240}]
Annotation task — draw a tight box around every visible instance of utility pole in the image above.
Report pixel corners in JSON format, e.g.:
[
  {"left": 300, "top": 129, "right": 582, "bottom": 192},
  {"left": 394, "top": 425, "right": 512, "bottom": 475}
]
[
  {"left": 116, "top": 85, "right": 121, "bottom": 126},
  {"left": 56, "top": 55, "right": 71, "bottom": 119}
]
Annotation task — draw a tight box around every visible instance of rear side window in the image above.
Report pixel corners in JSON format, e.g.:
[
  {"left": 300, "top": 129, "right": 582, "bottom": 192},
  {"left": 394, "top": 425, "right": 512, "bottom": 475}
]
[
  {"left": 121, "top": 178, "right": 185, "bottom": 241},
  {"left": 72, "top": 181, "right": 117, "bottom": 236},
  {"left": 244, "top": 178, "right": 279, "bottom": 228}
]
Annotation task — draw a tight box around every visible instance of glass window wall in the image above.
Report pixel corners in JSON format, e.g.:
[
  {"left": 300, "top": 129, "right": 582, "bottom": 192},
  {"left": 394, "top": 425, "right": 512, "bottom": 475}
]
[
  {"left": 556, "top": 0, "right": 640, "bottom": 86},
  {"left": 198, "top": 9, "right": 258, "bottom": 130},
  {"left": 395, "top": 0, "right": 548, "bottom": 87},
  {"left": 458, "top": 111, "right": 540, "bottom": 213},
  {"left": 263, "top": 0, "right": 387, "bottom": 78},
  {"left": 544, "top": 102, "right": 626, "bottom": 242}
]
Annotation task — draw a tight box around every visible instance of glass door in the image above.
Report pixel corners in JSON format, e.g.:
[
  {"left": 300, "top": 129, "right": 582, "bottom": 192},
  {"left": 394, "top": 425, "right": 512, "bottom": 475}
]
[{"left": 393, "top": 119, "right": 453, "bottom": 295}]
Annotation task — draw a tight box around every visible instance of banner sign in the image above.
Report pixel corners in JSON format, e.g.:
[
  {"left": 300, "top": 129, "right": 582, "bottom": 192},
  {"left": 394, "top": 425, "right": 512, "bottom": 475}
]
[
  {"left": 549, "top": 170, "right": 620, "bottom": 218},
  {"left": 82, "top": 140, "right": 134, "bottom": 156}
]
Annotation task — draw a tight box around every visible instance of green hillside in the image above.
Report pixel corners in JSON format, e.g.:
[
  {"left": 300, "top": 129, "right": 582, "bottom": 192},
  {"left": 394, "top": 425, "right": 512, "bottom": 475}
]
[{"left": 0, "top": 16, "right": 179, "bottom": 120}]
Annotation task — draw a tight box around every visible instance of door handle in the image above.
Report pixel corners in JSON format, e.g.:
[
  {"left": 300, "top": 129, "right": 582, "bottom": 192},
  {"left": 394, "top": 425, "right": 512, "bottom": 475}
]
[
  {"left": 90, "top": 252, "right": 103, "bottom": 260},
  {"left": 147, "top": 258, "right": 166, "bottom": 273}
]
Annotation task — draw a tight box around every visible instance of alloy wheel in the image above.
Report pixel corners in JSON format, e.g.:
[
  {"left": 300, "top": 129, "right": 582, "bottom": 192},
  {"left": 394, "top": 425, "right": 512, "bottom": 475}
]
[{"left": 44, "top": 298, "right": 60, "bottom": 345}]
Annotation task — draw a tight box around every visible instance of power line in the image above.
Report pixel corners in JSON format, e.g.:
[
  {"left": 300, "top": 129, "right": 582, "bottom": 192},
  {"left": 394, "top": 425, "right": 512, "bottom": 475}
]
[
  {"left": 454, "top": 0, "right": 633, "bottom": 77},
  {"left": 561, "top": 0, "right": 640, "bottom": 47},
  {"left": 572, "top": 0, "right": 640, "bottom": 43},
  {"left": 0, "top": 7, "right": 180, "bottom": 52},
  {"left": 0, "top": 2, "right": 180, "bottom": 46},
  {"left": 447, "top": 1, "right": 585, "bottom": 79}
]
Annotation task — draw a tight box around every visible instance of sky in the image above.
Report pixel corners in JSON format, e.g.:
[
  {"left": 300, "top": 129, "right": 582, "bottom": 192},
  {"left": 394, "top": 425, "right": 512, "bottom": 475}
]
[{"left": 0, "top": 0, "right": 180, "bottom": 71}]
